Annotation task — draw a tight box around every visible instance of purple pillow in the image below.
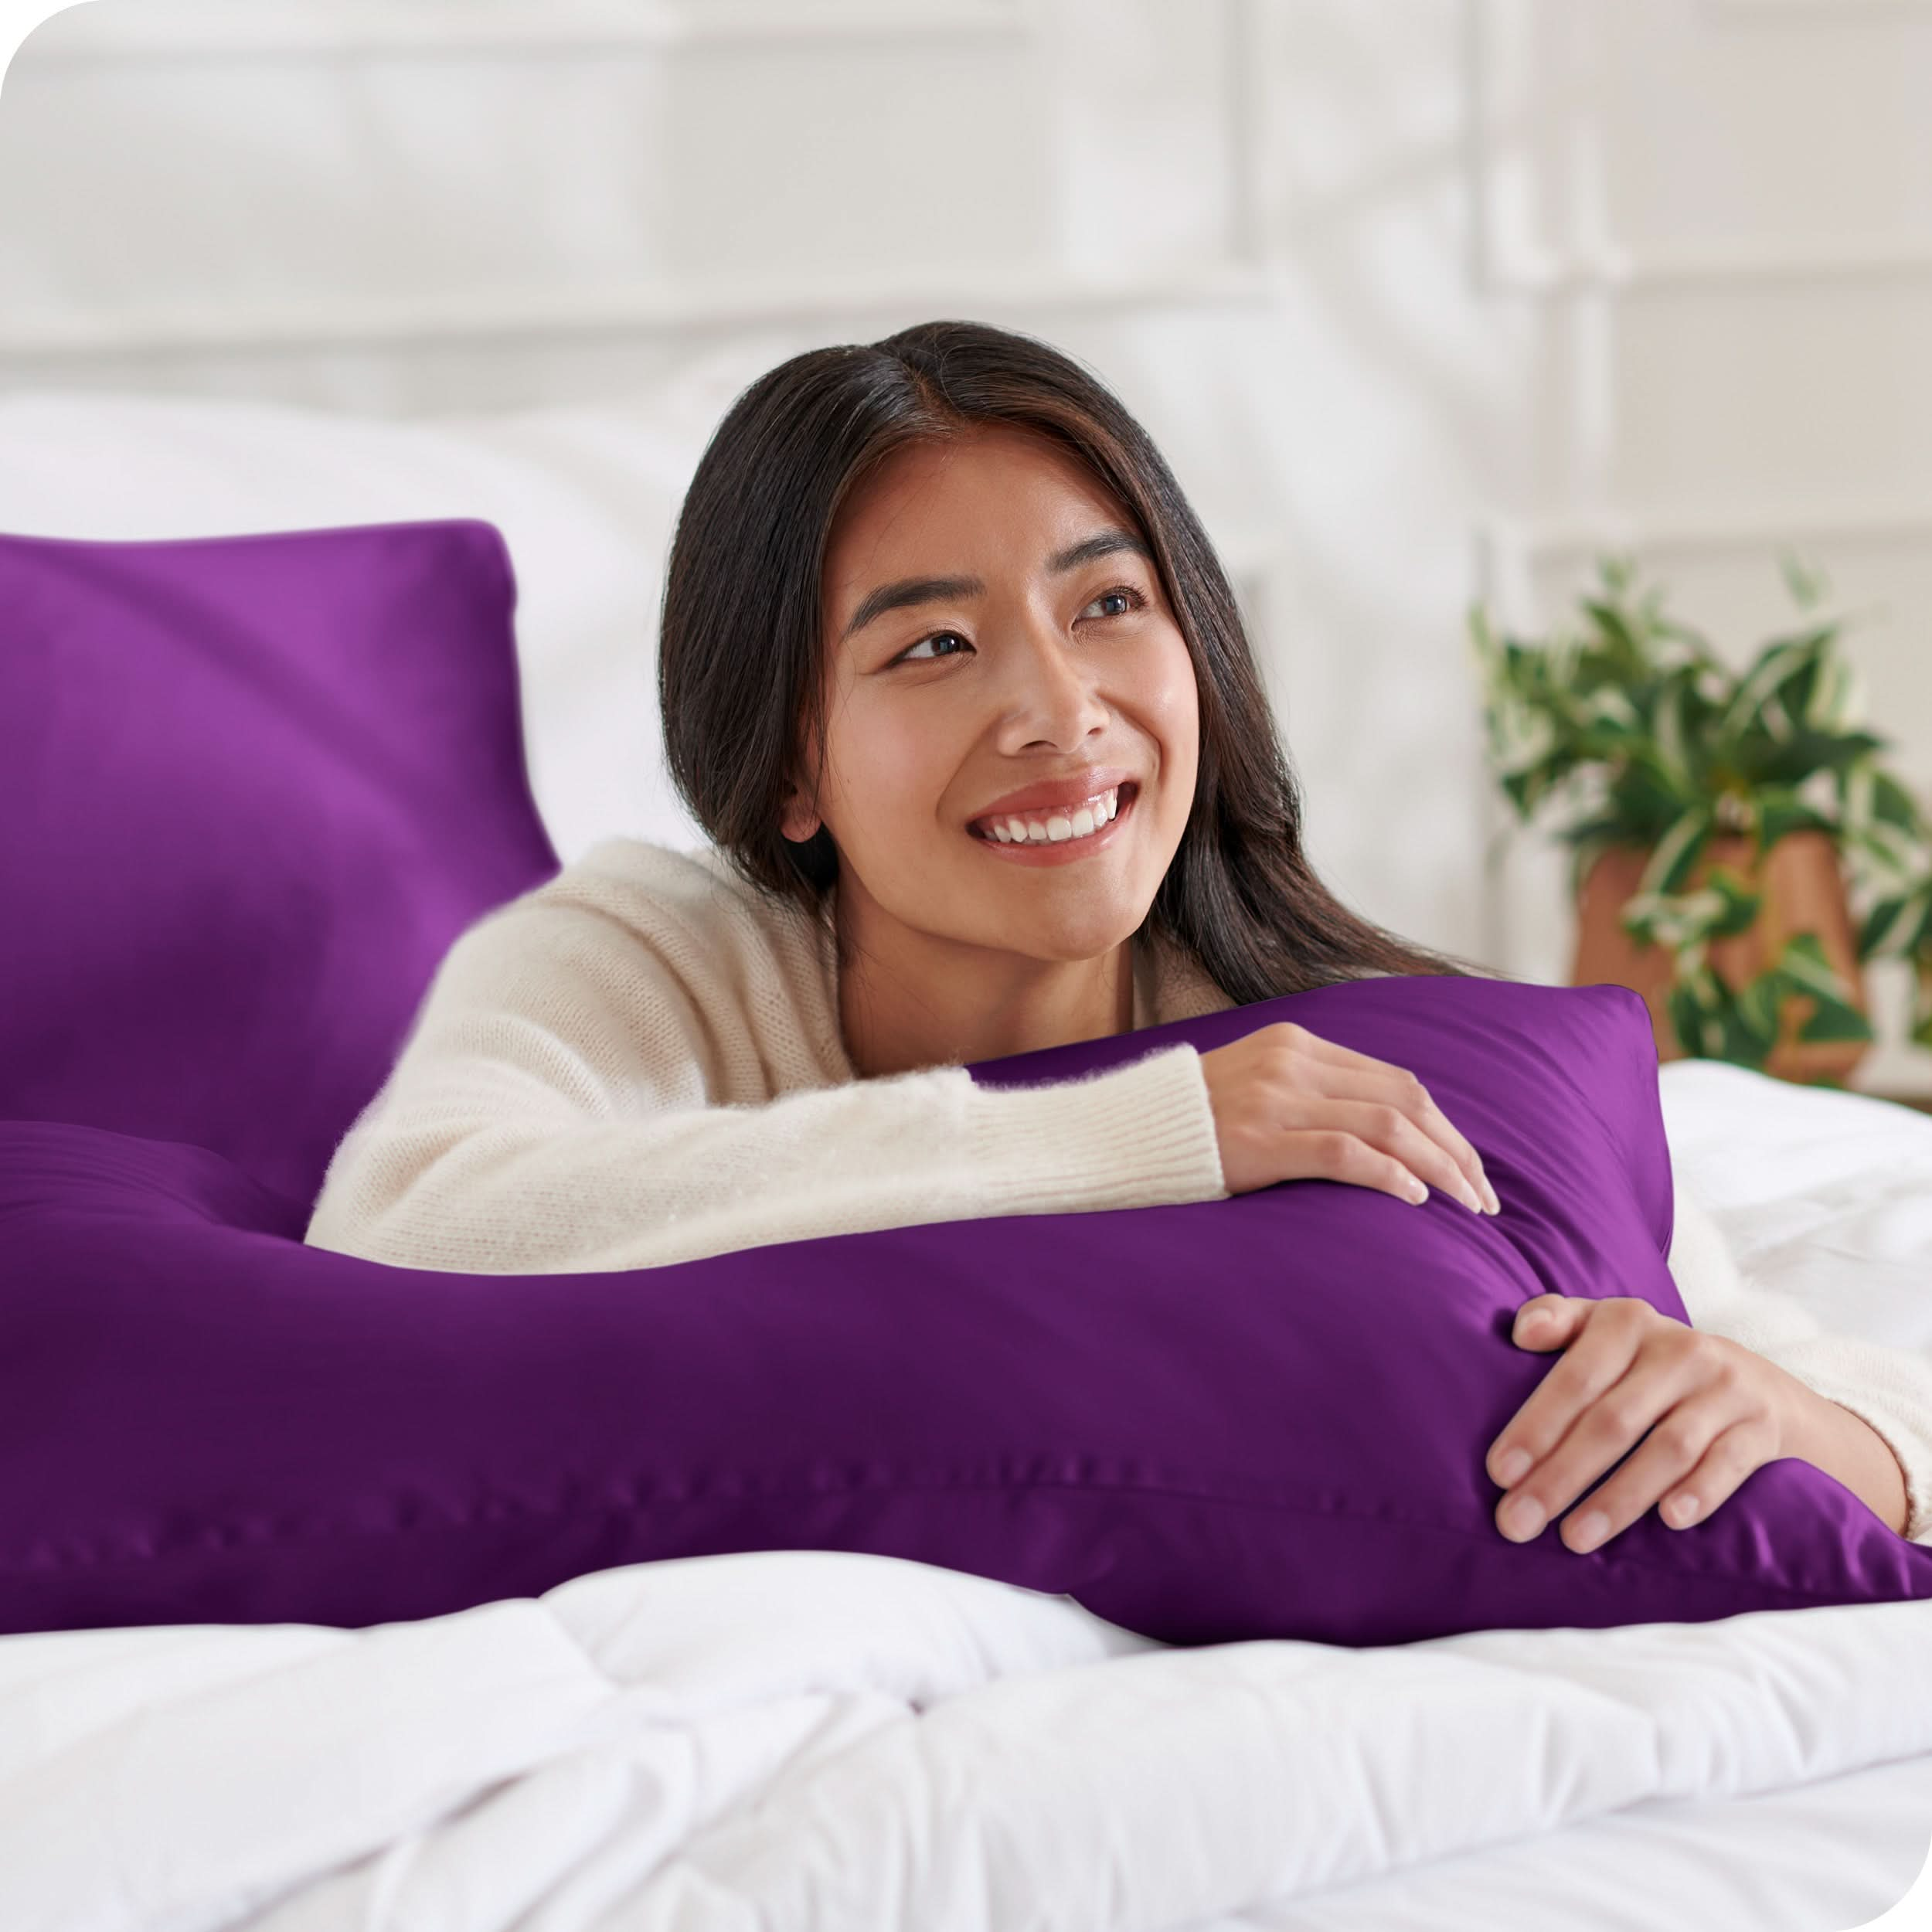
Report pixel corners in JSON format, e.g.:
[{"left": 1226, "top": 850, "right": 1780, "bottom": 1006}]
[
  {"left": 2, "top": 975, "right": 1927, "bottom": 1643},
  {"left": 0, "top": 522, "right": 560, "bottom": 1212}
]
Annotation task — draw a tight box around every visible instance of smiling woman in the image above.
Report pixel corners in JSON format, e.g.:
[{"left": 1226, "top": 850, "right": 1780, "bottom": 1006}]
[
  {"left": 301, "top": 318, "right": 1931, "bottom": 1551},
  {"left": 307, "top": 317, "right": 1501, "bottom": 1284},
  {"left": 660, "top": 320, "right": 1495, "bottom": 1086}
]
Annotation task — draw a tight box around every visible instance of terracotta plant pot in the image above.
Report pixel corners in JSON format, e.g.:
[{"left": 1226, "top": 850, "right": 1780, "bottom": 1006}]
[{"left": 1570, "top": 828, "right": 1871, "bottom": 1085}]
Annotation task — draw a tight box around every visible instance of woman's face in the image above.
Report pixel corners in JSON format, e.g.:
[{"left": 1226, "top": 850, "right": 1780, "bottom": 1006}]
[{"left": 789, "top": 423, "right": 1200, "bottom": 972}]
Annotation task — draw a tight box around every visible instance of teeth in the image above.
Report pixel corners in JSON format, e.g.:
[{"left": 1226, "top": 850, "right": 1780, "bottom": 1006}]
[{"left": 980, "top": 785, "right": 1123, "bottom": 845}]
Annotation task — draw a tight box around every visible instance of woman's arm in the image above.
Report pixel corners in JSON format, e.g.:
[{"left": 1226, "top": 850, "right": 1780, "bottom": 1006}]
[
  {"left": 1779, "top": 1387, "right": 1910, "bottom": 1535},
  {"left": 304, "top": 882, "right": 1228, "bottom": 1276},
  {"left": 1665, "top": 1165, "right": 1932, "bottom": 1541}
]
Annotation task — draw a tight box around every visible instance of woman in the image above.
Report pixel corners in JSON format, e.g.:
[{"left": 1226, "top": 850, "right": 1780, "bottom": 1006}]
[{"left": 304, "top": 318, "right": 1928, "bottom": 1551}]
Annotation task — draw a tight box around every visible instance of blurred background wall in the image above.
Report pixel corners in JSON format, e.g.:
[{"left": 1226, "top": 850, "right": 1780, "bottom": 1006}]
[{"left": 5, "top": 0, "right": 1931, "bottom": 1081}]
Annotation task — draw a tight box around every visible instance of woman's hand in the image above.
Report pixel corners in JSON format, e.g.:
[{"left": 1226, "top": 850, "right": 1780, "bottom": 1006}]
[
  {"left": 1197, "top": 1022, "right": 1499, "bottom": 1215},
  {"left": 1487, "top": 1294, "right": 1813, "bottom": 1553}
]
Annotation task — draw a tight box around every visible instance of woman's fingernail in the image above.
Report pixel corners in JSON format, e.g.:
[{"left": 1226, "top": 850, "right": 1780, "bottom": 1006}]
[
  {"left": 1503, "top": 1495, "right": 1545, "bottom": 1539},
  {"left": 1496, "top": 1447, "right": 1531, "bottom": 1485},
  {"left": 1481, "top": 1177, "right": 1502, "bottom": 1214},
  {"left": 1569, "top": 1510, "right": 1610, "bottom": 1553}
]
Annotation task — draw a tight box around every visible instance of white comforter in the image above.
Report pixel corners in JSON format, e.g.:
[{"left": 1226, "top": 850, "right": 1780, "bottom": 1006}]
[{"left": 6, "top": 1060, "right": 1932, "bottom": 1932}]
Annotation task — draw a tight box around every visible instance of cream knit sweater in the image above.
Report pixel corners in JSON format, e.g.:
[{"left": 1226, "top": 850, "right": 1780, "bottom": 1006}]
[{"left": 304, "top": 835, "right": 1932, "bottom": 1542}]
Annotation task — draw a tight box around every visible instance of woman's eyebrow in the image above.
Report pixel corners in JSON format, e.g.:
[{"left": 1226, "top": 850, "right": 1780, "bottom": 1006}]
[{"left": 839, "top": 527, "right": 1153, "bottom": 643}]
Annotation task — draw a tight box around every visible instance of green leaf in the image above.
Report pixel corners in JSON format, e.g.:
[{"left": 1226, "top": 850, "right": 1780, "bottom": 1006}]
[
  {"left": 1716, "top": 978, "right": 1781, "bottom": 1066},
  {"left": 1651, "top": 614, "right": 1719, "bottom": 662},
  {"left": 1774, "top": 932, "right": 1874, "bottom": 1043},
  {"left": 1839, "top": 818, "right": 1923, "bottom": 890},
  {"left": 1667, "top": 981, "right": 1713, "bottom": 1058},
  {"left": 1598, "top": 552, "right": 1638, "bottom": 599},
  {"left": 1753, "top": 787, "right": 1835, "bottom": 852},
  {"left": 1736, "top": 968, "right": 1784, "bottom": 1046},
  {"left": 1869, "top": 767, "right": 1925, "bottom": 835},
  {"left": 1794, "top": 994, "right": 1875, "bottom": 1044},
  {"left": 1740, "top": 726, "right": 1887, "bottom": 789},
  {"left": 1664, "top": 957, "right": 1778, "bottom": 1070},
  {"left": 1608, "top": 752, "right": 1704, "bottom": 839},
  {"left": 1770, "top": 649, "right": 1828, "bottom": 737},
  {"left": 1702, "top": 865, "right": 1764, "bottom": 938},
  {"left": 1778, "top": 547, "right": 1831, "bottom": 612},
  {"left": 1625, "top": 880, "right": 1730, "bottom": 954},
  {"left": 1580, "top": 597, "right": 1650, "bottom": 677},
  {"left": 1714, "top": 631, "right": 1835, "bottom": 749},
  {"left": 1802, "top": 648, "right": 1859, "bottom": 731},
  {"left": 1907, "top": 957, "right": 1932, "bottom": 1049},
  {"left": 1649, "top": 672, "right": 1700, "bottom": 798},
  {"left": 1777, "top": 929, "right": 1840, "bottom": 990},
  {"left": 1634, "top": 804, "right": 1716, "bottom": 898},
  {"left": 1855, "top": 891, "right": 1927, "bottom": 960}
]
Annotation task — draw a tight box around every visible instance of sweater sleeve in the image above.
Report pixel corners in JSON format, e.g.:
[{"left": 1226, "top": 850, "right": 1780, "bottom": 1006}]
[
  {"left": 1665, "top": 1155, "right": 1932, "bottom": 1545},
  {"left": 302, "top": 892, "right": 1229, "bottom": 1277}
]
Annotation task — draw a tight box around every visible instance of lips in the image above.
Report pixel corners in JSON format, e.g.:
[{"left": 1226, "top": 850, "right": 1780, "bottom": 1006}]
[
  {"left": 968, "top": 781, "right": 1138, "bottom": 842},
  {"left": 966, "top": 767, "right": 1140, "bottom": 827}
]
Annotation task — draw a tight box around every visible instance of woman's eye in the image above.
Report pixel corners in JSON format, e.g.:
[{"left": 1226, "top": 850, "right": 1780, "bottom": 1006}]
[
  {"left": 893, "top": 631, "right": 970, "bottom": 666},
  {"left": 889, "top": 587, "right": 1144, "bottom": 666},
  {"left": 1083, "top": 584, "right": 1146, "bottom": 621}
]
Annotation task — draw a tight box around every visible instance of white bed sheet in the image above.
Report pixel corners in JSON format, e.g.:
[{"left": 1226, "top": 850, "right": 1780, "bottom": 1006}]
[
  {"left": 1, "top": 1058, "right": 1929, "bottom": 1932},
  {"left": 1219, "top": 1750, "right": 1932, "bottom": 1932}
]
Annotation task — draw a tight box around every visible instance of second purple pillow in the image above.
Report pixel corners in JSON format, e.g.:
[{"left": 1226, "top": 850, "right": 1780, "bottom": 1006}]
[{"left": 0, "top": 521, "right": 560, "bottom": 1211}]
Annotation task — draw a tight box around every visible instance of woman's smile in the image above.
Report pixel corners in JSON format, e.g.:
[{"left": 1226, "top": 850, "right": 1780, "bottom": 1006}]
[{"left": 966, "top": 781, "right": 1139, "bottom": 864}]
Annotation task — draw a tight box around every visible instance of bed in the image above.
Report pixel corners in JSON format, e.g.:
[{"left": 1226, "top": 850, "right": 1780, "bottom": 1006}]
[
  {"left": 0, "top": 1062, "right": 1922, "bottom": 1930},
  {"left": 2, "top": 395, "right": 1929, "bottom": 1932}
]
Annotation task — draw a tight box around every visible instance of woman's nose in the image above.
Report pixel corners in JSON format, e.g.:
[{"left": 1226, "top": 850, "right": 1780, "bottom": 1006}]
[{"left": 994, "top": 617, "right": 1107, "bottom": 719}]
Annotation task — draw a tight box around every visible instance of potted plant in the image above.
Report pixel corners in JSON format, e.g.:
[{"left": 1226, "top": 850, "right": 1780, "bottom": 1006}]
[{"left": 1468, "top": 551, "right": 1932, "bottom": 1083}]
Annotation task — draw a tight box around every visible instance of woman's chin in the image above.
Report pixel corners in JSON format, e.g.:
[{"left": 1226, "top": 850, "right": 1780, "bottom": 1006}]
[{"left": 954, "top": 896, "right": 1145, "bottom": 960}]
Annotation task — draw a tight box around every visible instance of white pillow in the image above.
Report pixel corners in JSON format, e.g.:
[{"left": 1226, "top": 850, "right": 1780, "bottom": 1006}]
[{"left": 0, "top": 336, "right": 815, "bottom": 863}]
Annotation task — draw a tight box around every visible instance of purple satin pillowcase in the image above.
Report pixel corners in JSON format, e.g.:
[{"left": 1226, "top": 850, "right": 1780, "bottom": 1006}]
[
  {"left": 0, "top": 522, "right": 560, "bottom": 1213},
  {"left": 3, "top": 974, "right": 1927, "bottom": 1643}
]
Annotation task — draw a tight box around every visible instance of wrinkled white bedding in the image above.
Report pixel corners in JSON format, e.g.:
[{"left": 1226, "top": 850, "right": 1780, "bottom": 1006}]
[{"left": 4, "top": 1059, "right": 1930, "bottom": 1932}]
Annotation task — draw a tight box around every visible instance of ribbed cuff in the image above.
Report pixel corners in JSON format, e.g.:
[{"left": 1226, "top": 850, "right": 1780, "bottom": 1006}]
[{"left": 964, "top": 1043, "right": 1228, "bottom": 1214}]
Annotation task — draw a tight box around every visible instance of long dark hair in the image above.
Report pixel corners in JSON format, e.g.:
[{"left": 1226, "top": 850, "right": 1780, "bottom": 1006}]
[{"left": 658, "top": 318, "right": 1504, "bottom": 1005}]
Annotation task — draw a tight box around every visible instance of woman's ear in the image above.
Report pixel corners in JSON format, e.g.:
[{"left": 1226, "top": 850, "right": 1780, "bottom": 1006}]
[
  {"left": 778, "top": 778, "right": 821, "bottom": 845},
  {"left": 781, "top": 712, "right": 828, "bottom": 843}
]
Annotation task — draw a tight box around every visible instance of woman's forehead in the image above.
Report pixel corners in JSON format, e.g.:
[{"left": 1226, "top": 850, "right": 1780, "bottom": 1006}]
[{"left": 827, "top": 428, "right": 1130, "bottom": 576}]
